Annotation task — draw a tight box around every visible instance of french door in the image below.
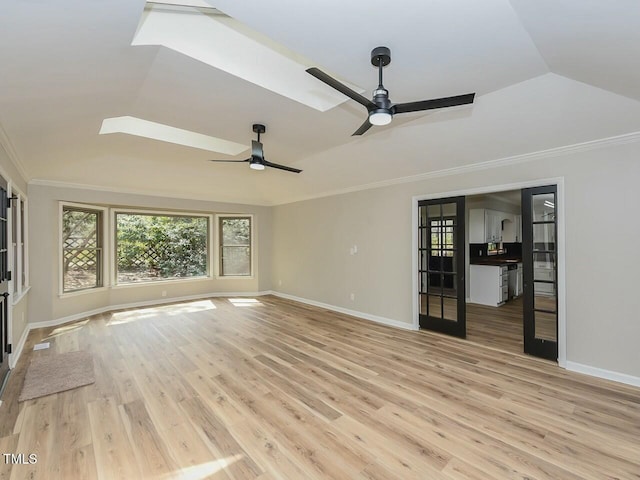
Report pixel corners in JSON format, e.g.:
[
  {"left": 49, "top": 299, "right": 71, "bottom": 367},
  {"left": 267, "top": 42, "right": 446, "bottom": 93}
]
[
  {"left": 0, "top": 184, "right": 9, "bottom": 393},
  {"left": 418, "top": 196, "right": 466, "bottom": 337},
  {"left": 522, "top": 185, "right": 558, "bottom": 360}
]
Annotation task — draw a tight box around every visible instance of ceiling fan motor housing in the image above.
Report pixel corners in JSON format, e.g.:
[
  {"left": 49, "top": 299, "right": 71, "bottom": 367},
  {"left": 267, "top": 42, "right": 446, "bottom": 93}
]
[{"left": 372, "top": 88, "right": 391, "bottom": 110}]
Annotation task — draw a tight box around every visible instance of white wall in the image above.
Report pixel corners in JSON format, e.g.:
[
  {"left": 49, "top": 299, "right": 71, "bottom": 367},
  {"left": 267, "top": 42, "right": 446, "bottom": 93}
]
[
  {"left": 28, "top": 184, "right": 272, "bottom": 324},
  {"left": 272, "top": 140, "right": 640, "bottom": 379}
]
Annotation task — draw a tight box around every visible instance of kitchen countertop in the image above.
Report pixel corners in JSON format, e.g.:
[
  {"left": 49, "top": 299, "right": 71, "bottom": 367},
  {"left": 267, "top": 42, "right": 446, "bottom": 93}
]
[{"left": 470, "top": 257, "right": 522, "bottom": 266}]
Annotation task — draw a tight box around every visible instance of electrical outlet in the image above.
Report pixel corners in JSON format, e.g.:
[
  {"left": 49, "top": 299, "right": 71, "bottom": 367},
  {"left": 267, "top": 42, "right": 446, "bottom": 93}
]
[
  {"left": 161, "top": 290, "right": 167, "bottom": 297},
  {"left": 278, "top": 279, "right": 282, "bottom": 286},
  {"left": 350, "top": 293, "right": 355, "bottom": 301}
]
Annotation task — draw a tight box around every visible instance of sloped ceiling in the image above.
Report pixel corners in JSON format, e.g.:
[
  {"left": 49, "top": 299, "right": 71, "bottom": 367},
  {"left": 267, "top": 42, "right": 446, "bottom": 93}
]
[{"left": 0, "top": 0, "right": 639, "bottom": 205}]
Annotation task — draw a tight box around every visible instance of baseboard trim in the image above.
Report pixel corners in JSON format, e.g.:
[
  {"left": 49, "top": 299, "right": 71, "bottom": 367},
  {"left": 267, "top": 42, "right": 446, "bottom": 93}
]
[
  {"left": 9, "top": 326, "right": 30, "bottom": 369},
  {"left": 565, "top": 361, "right": 640, "bottom": 388},
  {"left": 270, "top": 291, "right": 418, "bottom": 331}
]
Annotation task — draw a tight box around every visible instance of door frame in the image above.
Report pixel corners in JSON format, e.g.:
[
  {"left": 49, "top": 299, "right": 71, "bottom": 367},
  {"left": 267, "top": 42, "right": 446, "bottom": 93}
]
[{"left": 412, "top": 177, "right": 567, "bottom": 366}]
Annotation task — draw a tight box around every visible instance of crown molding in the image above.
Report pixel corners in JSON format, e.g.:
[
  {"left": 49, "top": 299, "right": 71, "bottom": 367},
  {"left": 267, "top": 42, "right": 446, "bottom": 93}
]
[
  {"left": 0, "top": 121, "right": 30, "bottom": 182},
  {"left": 27, "top": 178, "right": 271, "bottom": 207},
  {"left": 273, "top": 130, "right": 640, "bottom": 205}
]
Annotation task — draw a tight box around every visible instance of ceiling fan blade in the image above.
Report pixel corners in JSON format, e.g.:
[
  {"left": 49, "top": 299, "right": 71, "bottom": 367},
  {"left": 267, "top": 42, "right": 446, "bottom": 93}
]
[
  {"left": 209, "top": 158, "right": 250, "bottom": 163},
  {"left": 392, "top": 93, "right": 475, "bottom": 115},
  {"left": 263, "top": 160, "right": 302, "bottom": 173},
  {"left": 306, "top": 67, "right": 376, "bottom": 110},
  {"left": 352, "top": 118, "right": 373, "bottom": 136}
]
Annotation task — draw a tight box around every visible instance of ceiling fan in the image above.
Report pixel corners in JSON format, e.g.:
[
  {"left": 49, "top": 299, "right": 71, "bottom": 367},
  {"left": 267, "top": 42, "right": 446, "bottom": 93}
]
[
  {"left": 307, "top": 46, "right": 476, "bottom": 136},
  {"left": 209, "top": 124, "right": 302, "bottom": 173}
]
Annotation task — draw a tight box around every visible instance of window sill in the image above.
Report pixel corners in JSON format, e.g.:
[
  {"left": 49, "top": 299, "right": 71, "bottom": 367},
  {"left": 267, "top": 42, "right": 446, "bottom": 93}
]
[
  {"left": 59, "top": 286, "right": 109, "bottom": 298},
  {"left": 215, "top": 275, "right": 254, "bottom": 280},
  {"left": 12, "top": 285, "right": 31, "bottom": 305},
  {"left": 111, "top": 275, "right": 212, "bottom": 289}
]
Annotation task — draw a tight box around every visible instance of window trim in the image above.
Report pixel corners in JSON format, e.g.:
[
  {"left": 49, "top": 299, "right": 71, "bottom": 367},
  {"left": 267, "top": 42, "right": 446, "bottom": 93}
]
[
  {"left": 8, "top": 183, "right": 29, "bottom": 302},
  {"left": 59, "top": 201, "right": 108, "bottom": 297},
  {"left": 111, "top": 208, "right": 213, "bottom": 286},
  {"left": 21, "top": 196, "right": 29, "bottom": 291},
  {"left": 216, "top": 214, "right": 254, "bottom": 279}
]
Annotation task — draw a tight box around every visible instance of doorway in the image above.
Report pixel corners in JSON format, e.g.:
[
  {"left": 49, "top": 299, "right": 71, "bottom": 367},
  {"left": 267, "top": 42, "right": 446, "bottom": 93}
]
[
  {"left": 466, "top": 189, "right": 525, "bottom": 354},
  {"left": 414, "top": 180, "right": 564, "bottom": 363}
]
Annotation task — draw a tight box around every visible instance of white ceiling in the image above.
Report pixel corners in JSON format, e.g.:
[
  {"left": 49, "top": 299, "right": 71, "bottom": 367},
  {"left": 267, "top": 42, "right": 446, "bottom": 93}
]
[{"left": 1, "top": 0, "right": 639, "bottom": 205}]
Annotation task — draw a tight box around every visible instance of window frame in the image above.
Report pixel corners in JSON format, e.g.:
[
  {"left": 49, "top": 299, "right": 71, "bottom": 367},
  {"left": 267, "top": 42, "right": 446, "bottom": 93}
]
[
  {"left": 59, "top": 202, "right": 108, "bottom": 297},
  {"left": 20, "top": 196, "right": 28, "bottom": 292},
  {"left": 111, "top": 208, "right": 213, "bottom": 286},
  {"left": 4, "top": 182, "right": 30, "bottom": 305},
  {"left": 216, "top": 214, "right": 254, "bottom": 278}
]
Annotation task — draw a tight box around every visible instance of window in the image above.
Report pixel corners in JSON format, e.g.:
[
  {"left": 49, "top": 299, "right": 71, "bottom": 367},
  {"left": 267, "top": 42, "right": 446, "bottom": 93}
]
[
  {"left": 11, "top": 195, "right": 17, "bottom": 295},
  {"left": 430, "top": 218, "right": 455, "bottom": 257},
  {"left": 20, "top": 198, "right": 27, "bottom": 290},
  {"left": 62, "top": 206, "right": 103, "bottom": 292},
  {"left": 10, "top": 193, "right": 28, "bottom": 296},
  {"left": 219, "top": 216, "right": 251, "bottom": 276},
  {"left": 115, "top": 212, "right": 209, "bottom": 284}
]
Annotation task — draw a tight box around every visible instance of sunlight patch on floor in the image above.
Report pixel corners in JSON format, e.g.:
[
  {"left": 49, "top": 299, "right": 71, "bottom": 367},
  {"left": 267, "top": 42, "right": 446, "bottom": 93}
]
[
  {"left": 228, "top": 298, "right": 262, "bottom": 307},
  {"left": 44, "top": 319, "right": 90, "bottom": 340},
  {"left": 107, "top": 299, "right": 216, "bottom": 325},
  {"left": 163, "top": 455, "right": 244, "bottom": 480}
]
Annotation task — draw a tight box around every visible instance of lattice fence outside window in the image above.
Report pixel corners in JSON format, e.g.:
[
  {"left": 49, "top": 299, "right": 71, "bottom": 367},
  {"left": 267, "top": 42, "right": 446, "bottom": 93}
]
[{"left": 62, "top": 207, "right": 103, "bottom": 292}]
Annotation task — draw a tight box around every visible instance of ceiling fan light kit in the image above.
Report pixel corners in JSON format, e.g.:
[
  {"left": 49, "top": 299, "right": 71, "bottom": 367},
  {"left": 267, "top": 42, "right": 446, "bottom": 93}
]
[
  {"left": 307, "top": 46, "right": 476, "bottom": 136},
  {"left": 369, "top": 109, "right": 392, "bottom": 126}
]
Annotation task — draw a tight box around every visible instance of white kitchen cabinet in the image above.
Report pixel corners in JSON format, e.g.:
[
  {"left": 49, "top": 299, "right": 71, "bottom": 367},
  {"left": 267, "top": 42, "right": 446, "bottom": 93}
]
[
  {"left": 469, "top": 209, "right": 503, "bottom": 243},
  {"left": 503, "top": 214, "right": 522, "bottom": 243},
  {"left": 469, "top": 264, "right": 509, "bottom": 306}
]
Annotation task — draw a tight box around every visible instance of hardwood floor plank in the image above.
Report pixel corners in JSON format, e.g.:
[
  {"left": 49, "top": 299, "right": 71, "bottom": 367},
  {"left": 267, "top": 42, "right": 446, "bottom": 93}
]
[
  {"left": 331, "top": 413, "right": 449, "bottom": 479},
  {"left": 0, "top": 435, "right": 19, "bottom": 480},
  {"left": 118, "top": 399, "right": 176, "bottom": 477},
  {"left": 87, "top": 397, "right": 142, "bottom": 480},
  {"left": 157, "top": 422, "right": 233, "bottom": 478},
  {"left": 9, "top": 397, "right": 56, "bottom": 480},
  {"left": 57, "top": 445, "right": 98, "bottom": 480},
  {"left": 178, "top": 396, "right": 263, "bottom": 479}
]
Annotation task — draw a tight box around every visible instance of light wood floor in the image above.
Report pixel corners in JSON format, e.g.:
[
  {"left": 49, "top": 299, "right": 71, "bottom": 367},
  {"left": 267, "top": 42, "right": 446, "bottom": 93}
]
[
  {"left": 466, "top": 298, "right": 524, "bottom": 354},
  {"left": 1, "top": 295, "right": 639, "bottom": 479}
]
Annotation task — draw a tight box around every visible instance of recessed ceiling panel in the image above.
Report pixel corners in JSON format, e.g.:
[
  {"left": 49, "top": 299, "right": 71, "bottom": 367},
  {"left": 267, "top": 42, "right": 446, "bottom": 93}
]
[
  {"left": 99, "top": 116, "right": 248, "bottom": 155},
  {"left": 132, "top": 4, "right": 362, "bottom": 112}
]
